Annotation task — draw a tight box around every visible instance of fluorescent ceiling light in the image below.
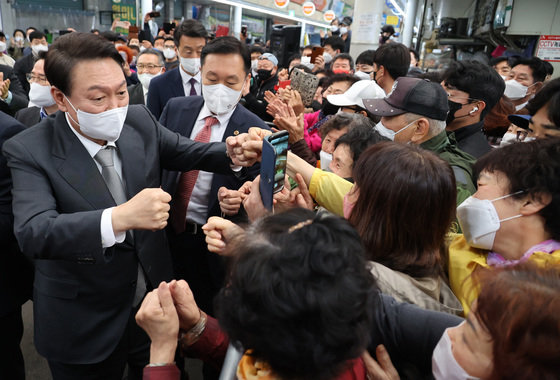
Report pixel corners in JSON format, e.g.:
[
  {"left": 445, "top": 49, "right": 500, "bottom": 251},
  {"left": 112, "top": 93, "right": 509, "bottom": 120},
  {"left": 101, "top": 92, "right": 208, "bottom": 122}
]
[{"left": 209, "top": 0, "right": 331, "bottom": 28}]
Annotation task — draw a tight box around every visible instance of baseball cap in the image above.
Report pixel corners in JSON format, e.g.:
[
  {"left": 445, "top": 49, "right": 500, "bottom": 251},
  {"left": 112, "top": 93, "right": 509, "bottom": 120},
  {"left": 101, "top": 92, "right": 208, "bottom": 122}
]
[
  {"left": 507, "top": 114, "right": 531, "bottom": 130},
  {"left": 259, "top": 53, "right": 278, "bottom": 66},
  {"left": 327, "top": 80, "right": 385, "bottom": 108},
  {"left": 363, "top": 77, "right": 449, "bottom": 121}
]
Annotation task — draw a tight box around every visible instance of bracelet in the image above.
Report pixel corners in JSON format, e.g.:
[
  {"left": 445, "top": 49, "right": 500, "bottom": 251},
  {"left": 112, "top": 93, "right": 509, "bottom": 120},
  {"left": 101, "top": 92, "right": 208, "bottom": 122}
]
[{"left": 179, "top": 310, "right": 207, "bottom": 347}]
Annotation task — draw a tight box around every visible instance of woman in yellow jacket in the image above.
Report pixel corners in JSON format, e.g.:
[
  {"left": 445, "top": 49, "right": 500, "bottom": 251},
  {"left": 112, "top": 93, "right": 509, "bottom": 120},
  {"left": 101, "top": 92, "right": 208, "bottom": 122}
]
[{"left": 449, "top": 137, "right": 560, "bottom": 313}]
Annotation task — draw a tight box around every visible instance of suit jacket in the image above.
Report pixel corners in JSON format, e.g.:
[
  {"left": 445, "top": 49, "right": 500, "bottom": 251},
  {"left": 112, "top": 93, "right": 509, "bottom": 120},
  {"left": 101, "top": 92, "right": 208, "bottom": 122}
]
[
  {"left": 160, "top": 96, "right": 269, "bottom": 220},
  {"left": 0, "top": 64, "right": 29, "bottom": 116},
  {"left": 146, "top": 67, "right": 184, "bottom": 120},
  {"left": 15, "top": 105, "right": 41, "bottom": 127},
  {"left": 127, "top": 82, "right": 145, "bottom": 105},
  {"left": 12, "top": 53, "right": 35, "bottom": 94},
  {"left": 0, "top": 111, "right": 33, "bottom": 317},
  {"left": 2, "top": 105, "right": 233, "bottom": 364}
]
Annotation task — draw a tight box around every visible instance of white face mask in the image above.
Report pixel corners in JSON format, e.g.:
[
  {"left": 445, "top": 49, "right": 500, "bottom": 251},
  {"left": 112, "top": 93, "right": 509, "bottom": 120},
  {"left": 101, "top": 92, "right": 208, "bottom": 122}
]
[
  {"left": 180, "top": 57, "right": 201, "bottom": 75},
  {"left": 139, "top": 46, "right": 146, "bottom": 52},
  {"left": 504, "top": 79, "right": 530, "bottom": 100},
  {"left": 29, "top": 82, "right": 55, "bottom": 107},
  {"left": 340, "top": 27, "right": 348, "bottom": 35},
  {"left": 355, "top": 71, "right": 371, "bottom": 81},
  {"left": 330, "top": 25, "right": 339, "bottom": 33},
  {"left": 319, "top": 150, "right": 332, "bottom": 171},
  {"left": 323, "top": 52, "right": 333, "bottom": 64},
  {"left": 32, "top": 44, "right": 48, "bottom": 55},
  {"left": 374, "top": 119, "right": 417, "bottom": 141},
  {"left": 138, "top": 69, "right": 162, "bottom": 90},
  {"left": 0, "top": 41, "right": 6, "bottom": 52},
  {"left": 251, "top": 59, "right": 259, "bottom": 72},
  {"left": 15, "top": 36, "right": 24, "bottom": 42},
  {"left": 163, "top": 48, "right": 176, "bottom": 60},
  {"left": 500, "top": 75, "right": 508, "bottom": 81},
  {"left": 300, "top": 56, "right": 315, "bottom": 70},
  {"left": 202, "top": 83, "right": 243, "bottom": 115},
  {"left": 499, "top": 132, "right": 518, "bottom": 147},
  {"left": 65, "top": 96, "right": 128, "bottom": 142},
  {"left": 457, "top": 192, "right": 523, "bottom": 250},
  {"left": 432, "top": 327, "right": 481, "bottom": 380}
]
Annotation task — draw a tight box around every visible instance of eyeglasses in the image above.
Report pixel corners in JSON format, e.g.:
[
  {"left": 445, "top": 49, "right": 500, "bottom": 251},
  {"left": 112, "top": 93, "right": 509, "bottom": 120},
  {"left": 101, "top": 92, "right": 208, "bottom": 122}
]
[
  {"left": 26, "top": 73, "right": 49, "bottom": 85},
  {"left": 136, "top": 64, "right": 163, "bottom": 70}
]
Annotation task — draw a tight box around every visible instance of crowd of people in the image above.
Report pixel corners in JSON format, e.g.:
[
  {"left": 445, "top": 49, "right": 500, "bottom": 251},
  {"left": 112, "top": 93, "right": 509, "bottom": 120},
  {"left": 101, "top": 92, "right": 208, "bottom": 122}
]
[{"left": 0, "top": 15, "right": 559, "bottom": 380}]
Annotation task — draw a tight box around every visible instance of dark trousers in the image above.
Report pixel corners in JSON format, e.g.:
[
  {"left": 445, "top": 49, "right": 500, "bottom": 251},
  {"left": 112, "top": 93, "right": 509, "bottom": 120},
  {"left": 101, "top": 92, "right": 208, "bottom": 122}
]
[
  {"left": 47, "top": 305, "right": 150, "bottom": 380},
  {"left": 0, "top": 306, "right": 25, "bottom": 380},
  {"left": 168, "top": 227, "right": 226, "bottom": 316}
]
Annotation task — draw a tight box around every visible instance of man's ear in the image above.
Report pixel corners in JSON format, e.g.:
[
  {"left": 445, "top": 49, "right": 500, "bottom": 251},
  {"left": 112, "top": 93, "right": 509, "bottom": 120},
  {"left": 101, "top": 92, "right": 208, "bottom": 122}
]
[
  {"left": 520, "top": 192, "right": 552, "bottom": 216},
  {"left": 470, "top": 100, "right": 486, "bottom": 117},
  {"left": 410, "top": 117, "right": 430, "bottom": 143},
  {"left": 529, "top": 81, "right": 544, "bottom": 96},
  {"left": 51, "top": 87, "right": 68, "bottom": 112}
]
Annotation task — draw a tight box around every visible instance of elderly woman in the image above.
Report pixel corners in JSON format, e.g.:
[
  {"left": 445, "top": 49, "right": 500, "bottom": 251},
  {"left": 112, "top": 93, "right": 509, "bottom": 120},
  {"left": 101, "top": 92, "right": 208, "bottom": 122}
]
[
  {"left": 449, "top": 137, "right": 560, "bottom": 313},
  {"left": 287, "top": 142, "right": 463, "bottom": 315}
]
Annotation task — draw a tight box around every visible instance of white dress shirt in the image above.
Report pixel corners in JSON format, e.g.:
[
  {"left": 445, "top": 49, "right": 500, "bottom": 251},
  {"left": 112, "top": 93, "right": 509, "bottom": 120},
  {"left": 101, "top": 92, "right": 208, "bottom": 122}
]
[
  {"left": 65, "top": 113, "right": 126, "bottom": 248},
  {"left": 185, "top": 103, "right": 235, "bottom": 225},
  {"left": 179, "top": 66, "right": 202, "bottom": 96}
]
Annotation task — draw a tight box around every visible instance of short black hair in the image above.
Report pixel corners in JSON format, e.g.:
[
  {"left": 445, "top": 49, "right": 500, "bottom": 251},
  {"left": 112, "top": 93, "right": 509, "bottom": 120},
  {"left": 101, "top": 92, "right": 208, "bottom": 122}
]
[
  {"left": 0, "top": 31, "right": 5, "bottom": 40},
  {"left": 216, "top": 208, "right": 377, "bottom": 380},
  {"left": 526, "top": 78, "right": 560, "bottom": 128},
  {"left": 200, "top": 36, "right": 251, "bottom": 74},
  {"left": 287, "top": 53, "right": 301, "bottom": 66},
  {"left": 154, "top": 36, "right": 164, "bottom": 43},
  {"left": 29, "top": 30, "right": 46, "bottom": 42},
  {"left": 13, "top": 29, "right": 25, "bottom": 37},
  {"left": 90, "top": 29, "right": 100, "bottom": 34},
  {"left": 163, "top": 37, "right": 174, "bottom": 43},
  {"left": 138, "top": 48, "right": 165, "bottom": 66},
  {"left": 99, "top": 31, "right": 119, "bottom": 42},
  {"left": 373, "top": 42, "right": 410, "bottom": 80},
  {"left": 250, "top": 45, "right": 265, "bottom": 55},
  {"left": 441, "top": 60, "right": 505, "bottom": 118},
  {"left": 543, "top": 61, "right": 554, "bottom": 76},
  {"left": 335, "top": 116, "right": 387, "bottom": 166},
  {"left": 323, "top": 36, "right": 345, "bottom": 53},
  {"left": 173, "top": 19, "right": 208, "bottom": 47},
  {"left": 489, "top": 56, "right": 508, "bottom": 67},
  {"left": 44, "top": 32, "right": 124, "bottom": 96},
  {"left": 356, "top": 50, "right": 375, "bottom": 65},
  {"left": 474, "top": 137, "right": 560, "bottom": 240},
  {"left": 511, "top": 56, "right": 547, "bottom": 83},
  {"left": 332, "top": 53, "right": 354, "bottom": 70}
]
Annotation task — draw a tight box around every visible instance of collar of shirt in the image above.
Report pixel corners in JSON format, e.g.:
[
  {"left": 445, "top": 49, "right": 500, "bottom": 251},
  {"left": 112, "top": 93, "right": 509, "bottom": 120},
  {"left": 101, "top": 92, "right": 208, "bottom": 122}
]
[
  {"left": 179, "top": 66, "right": 201, "bottom": 86},
  {"left": 64, "top": 112, "right": 116, "bottom": 158},
  {"left": 39, "top": 107, "right": 48, "bottom": 120},
  {"left": 197, "top": 101, "right": 236, "bottom": 129}
]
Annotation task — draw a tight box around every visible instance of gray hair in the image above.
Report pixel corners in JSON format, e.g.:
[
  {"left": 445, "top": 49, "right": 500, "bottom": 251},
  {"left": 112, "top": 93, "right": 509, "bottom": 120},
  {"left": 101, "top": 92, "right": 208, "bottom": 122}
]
[
  {"left": 404, "top": 112, "right": 446, "bottom": 139},
  {"left": 137, "top": 48, "right": 165, "bottom": 67}
]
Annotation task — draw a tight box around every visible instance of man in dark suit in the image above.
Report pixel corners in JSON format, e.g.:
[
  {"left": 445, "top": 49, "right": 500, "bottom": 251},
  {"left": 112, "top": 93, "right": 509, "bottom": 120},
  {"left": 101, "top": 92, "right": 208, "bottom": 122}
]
[
  {"left": 2, "top": 32, "right": 257, "bottom": 380},
  {"left": 13, "top": 30, "right": 48, "bottom": 95},
  {"left": 160, "top": 36, "right": 269, "bottom": 315},
  {"left": 15, "top": 51, "right": 58, "bottom": 127},
  {"left": 0, "top": 111, "right": 33, "bottom": 380},
  {"left": 0, "top": 64, "right": 28, "bottom": 116},
  {"left": 147, "top": 19, "right": 207, "bottom": 119},
  {"left": 128, "top": 48, "right": 165, "bottom": 106}
]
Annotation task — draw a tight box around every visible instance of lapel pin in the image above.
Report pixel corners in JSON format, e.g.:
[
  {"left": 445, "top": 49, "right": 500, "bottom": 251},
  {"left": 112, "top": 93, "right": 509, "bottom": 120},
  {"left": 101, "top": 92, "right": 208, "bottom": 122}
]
[{"left": 233, "top": 130, "right": 240, "bottom": 136}]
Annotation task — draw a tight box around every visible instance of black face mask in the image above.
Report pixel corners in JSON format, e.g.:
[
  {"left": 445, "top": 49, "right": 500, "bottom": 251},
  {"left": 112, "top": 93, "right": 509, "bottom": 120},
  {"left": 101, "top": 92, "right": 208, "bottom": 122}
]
[
  {"left": 381, "top": 35, "right": 390, "bottom": 42},
  {"left": 311, "top": 99, "right": 323, "bottom": 112},
  {"left": 446, "top": 99, "right": 464, "bottom": 125},
  {"left": 321, "top": 100, "right": 339, "bottom": 116},
  {"left": 257, "top": 69, "right": 273, "bottom": 81}
]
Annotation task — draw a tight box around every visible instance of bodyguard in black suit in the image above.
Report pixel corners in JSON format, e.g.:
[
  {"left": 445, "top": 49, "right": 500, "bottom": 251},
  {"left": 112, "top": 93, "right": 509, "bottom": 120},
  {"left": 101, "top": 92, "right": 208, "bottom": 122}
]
[
  {"left": 2, "top": 32, "right": 258, "bottom": 380},
  {"left": 147, "top": 19, "right": 208, "bottom": 119},
  {"left": 0, "top": 111, "right": 33, "bottom": 380}
]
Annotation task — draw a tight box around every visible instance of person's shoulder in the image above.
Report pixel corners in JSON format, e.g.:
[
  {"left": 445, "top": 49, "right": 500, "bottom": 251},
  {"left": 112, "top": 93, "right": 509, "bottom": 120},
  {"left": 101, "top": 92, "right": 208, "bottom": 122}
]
[
  {"left": 3, "top": 115, "right": 54, "bottom": 149},
  {"left": 167, "top": 95, "right": 203, "bottom": 109},
  {"left": 152, "top": 67, "right": 180, "bottom": 84}
]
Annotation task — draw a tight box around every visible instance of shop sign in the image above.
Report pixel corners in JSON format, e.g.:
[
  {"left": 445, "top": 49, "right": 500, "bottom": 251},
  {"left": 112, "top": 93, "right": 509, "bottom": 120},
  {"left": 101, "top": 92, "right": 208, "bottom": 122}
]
[
  {"left": 274, "top": 0, "right": 290, "bottom": 9},
  {"left": 323, "top": 10, "right": 336, "bottom": 22},
  {"left": 536, "top": 35, "right": 560, "bottom": 62},
  {"left": 302, "top": 1, "right": 316, "bottom": 16}
]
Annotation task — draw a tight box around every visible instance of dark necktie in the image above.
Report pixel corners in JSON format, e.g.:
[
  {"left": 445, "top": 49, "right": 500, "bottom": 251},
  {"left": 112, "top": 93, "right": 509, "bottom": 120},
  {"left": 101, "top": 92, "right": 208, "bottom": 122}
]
[
  {"left": 189, "top": 77, "right": 197, "bottom": 96},
  {"left": 94, "top": 146, "right": 146, "bottom": 306},
  {"left": 170, "top": 116, "right": 218, "bottom": 233}
]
